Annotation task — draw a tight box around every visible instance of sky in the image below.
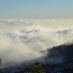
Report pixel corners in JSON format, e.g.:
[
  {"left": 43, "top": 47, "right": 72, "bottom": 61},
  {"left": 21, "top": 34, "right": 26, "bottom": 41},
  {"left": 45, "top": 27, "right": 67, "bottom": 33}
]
[{"left": 0, "top": 0, "right": 73, "bottom": 19}]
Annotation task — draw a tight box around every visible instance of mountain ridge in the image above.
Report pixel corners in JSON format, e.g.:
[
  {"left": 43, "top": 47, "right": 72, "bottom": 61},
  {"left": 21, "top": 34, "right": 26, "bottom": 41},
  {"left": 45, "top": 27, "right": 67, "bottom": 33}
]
[{"left": 41, "top": 41, "right": 73, "bottom": 64}]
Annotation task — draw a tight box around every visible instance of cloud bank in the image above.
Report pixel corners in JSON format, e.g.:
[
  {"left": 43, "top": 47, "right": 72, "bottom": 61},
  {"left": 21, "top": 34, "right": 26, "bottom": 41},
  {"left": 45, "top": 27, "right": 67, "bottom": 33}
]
[{"left": 0, "top": 19, "right": 73, "bottom": 66}]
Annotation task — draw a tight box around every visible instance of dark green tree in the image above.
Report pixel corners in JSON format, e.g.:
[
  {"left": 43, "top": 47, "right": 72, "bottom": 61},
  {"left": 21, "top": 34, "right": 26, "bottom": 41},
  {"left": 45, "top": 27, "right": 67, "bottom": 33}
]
[
  {"left": 0, "top": 58, "right": 2, "bottom": 73},
  {"left": 0, "top": 58, "right": 2, "bottom": 66},
  {"left": 32, "top": 61, "right": 46, "bottom": 73}
]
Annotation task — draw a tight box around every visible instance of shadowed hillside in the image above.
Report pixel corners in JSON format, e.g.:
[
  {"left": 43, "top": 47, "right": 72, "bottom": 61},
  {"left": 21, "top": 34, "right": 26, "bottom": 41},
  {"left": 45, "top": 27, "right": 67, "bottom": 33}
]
[{"left": 41, "top": 42, "right": 73, "bottom": 64}]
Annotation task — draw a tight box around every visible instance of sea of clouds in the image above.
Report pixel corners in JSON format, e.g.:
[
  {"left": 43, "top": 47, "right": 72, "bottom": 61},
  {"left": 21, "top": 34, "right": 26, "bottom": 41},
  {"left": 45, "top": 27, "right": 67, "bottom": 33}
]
[{"left": 0, "top": 19, "right": 73, "bottom": 66}]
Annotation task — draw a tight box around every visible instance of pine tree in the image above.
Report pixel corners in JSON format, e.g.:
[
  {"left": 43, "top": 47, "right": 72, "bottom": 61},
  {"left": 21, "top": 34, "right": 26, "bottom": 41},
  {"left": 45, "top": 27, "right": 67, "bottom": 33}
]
[
  {"left": 32, "top": 61, "right": 46, "bottom": 73},
  {"left": 0, "top": 58, "right": 2, "bottom": 73},
  {"left": 0, "top": 58, "right": 2, "bottom": 66}
]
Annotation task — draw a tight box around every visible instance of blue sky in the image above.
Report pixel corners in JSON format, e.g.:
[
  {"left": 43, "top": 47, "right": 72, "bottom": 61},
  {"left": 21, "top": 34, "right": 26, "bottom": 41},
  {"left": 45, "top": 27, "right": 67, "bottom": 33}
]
[{"left": 0, "top": 0, "right": 73, "bottom": 19}]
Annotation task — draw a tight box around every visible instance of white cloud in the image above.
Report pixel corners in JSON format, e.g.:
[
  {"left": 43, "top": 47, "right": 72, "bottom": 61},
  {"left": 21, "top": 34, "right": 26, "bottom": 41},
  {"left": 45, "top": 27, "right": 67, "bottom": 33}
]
[{"left": 0, "top": 19, "right": 73, "bottom": 66}]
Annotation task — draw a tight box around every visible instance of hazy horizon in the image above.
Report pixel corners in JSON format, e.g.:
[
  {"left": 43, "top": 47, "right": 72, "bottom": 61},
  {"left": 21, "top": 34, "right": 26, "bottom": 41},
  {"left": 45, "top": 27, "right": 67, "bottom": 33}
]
[{"left": 0, "top": 0, "right": 73, "bottom": 19}]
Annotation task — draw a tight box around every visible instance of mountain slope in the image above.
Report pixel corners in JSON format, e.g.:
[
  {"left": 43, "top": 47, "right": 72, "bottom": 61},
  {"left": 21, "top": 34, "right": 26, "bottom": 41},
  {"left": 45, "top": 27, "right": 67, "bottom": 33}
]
[{"left": 41, "top": 42, "right": 73, "bottom": 64}]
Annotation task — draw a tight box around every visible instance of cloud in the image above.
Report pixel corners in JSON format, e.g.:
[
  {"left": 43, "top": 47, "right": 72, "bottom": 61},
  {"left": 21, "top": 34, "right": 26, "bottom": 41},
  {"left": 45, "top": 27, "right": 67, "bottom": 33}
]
[{"left": 0, "top": 19, "right": 73, "bottom": 66}]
